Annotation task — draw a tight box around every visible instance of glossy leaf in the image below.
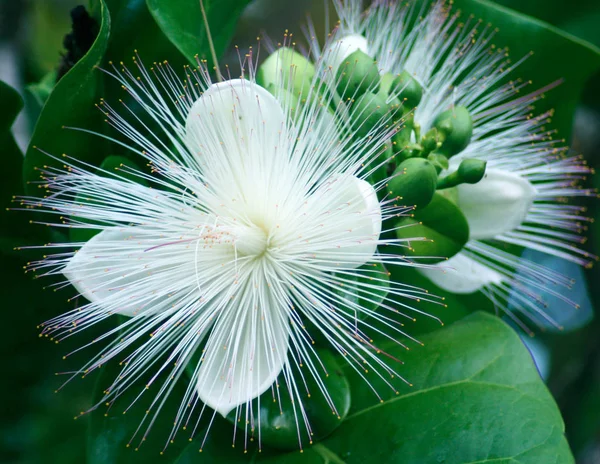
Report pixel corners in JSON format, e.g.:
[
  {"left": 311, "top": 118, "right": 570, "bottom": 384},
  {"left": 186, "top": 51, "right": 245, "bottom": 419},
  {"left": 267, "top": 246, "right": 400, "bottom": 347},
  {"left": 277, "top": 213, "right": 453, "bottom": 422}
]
[
  {"left": 0, "top": 81, "right": 27, "bottom": 248},
  {"left": 95, "top": 0, "right": 188, "bottom": 68},
  {"left": 87, "top": 358, "right": 193, "bottom": 463},
  {"left": 174, "top": 312, "right": 573, "bottom": 462},
  {"left": 146, "top": 0, "right": 252, "bottom": 65},
  {"left": 453, "top": 0, "right": 600, "bottom": 140},
  {"left": 90, "top": 0, "right": 191, "bottom": 166},
  {"left": 22, "top": 0, "right": 111, "bottom": 196},
  {"left": 317, "top": 312, "right": 574, "bottom": 463}
]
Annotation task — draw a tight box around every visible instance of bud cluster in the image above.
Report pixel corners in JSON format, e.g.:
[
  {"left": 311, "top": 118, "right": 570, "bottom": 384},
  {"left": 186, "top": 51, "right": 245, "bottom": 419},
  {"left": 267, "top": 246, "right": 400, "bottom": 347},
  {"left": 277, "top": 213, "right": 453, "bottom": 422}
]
[{"left": 256, "top": 46, "right": 489, "bottom": 262}]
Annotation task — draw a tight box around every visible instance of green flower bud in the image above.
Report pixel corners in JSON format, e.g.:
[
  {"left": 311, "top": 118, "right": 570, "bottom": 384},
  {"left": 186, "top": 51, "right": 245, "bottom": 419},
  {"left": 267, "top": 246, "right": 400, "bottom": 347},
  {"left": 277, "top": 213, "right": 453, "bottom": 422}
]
[
  {"left": 391, "top": 71, "right": 423, "bottom": 109},
  {"left": 388, "top": 157, "right": 438, "bottom": 211},
  {"left": 336, "top": 49, "right": 380, "bottom": 99},
  {"left": 257, "top": 47, "right": 315, "bottom": 101},
  {"left": 395, "top": 192, "right": 469, "bottom": 263},
  {"left": 433, "top": 106, "right": 473, "bottom": 156},
  {"left": 378, "top": 72, "right": 395, "bottom": 96},
  {"left": 350, "top": 90, "right": 392, "bottom": 139},
  {"left": 457, "top": 158, "right": 487, "bottom": 183},
  {"left": 377, "top": 73, "right": 404, "bottom": 117},
  {"left": 437, "top": 158, "right": 487, "bottom": 190}
]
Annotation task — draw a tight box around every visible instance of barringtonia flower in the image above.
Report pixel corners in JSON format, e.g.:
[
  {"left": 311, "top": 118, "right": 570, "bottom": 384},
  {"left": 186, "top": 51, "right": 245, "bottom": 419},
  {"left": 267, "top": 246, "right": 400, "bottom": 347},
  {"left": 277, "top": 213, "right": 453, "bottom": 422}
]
[
  {"left": 20, "top": 50, "right": 442, "bottom": 450},
  {"left": 323, "top": 0, "right": 596, "bottom": 329}
]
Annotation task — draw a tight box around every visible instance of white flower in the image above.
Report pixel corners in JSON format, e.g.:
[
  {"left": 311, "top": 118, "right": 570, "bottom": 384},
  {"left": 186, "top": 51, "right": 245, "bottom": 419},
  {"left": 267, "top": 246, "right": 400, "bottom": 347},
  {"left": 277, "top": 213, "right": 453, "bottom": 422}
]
[
  {"left": 24, "top": 51, "right": 440, "bottom": 449},
  {"left": 329, "top": 0, "right": 596, "bottom": 329}
]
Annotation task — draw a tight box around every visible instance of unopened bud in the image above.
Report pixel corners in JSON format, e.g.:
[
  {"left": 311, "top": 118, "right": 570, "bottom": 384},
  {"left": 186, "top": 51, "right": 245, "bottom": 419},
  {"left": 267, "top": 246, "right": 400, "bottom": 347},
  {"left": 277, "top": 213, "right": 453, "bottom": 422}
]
[
  {"left": 329, "top": 34, "right": 369, "bottom": 73},
  {"left": 437, "top": 158, "right": 487, "bottom": 189},
  {"left": 257, "top": 47, "right": 315, "bottom": 101},
  {"left": 395, "top": 193, "right": 469, "bottom": 263},
  {"left": 391, "top": 71, "right": 423, "bottom": 109},
  {"left": 378, "top": 73, "right": 395, "bottom": 96},
  {"left": 336, "top": 50, "right": 380, "bottom": 99},
  {"left": 388, "top": 158, "right": 438, "bottom": 210},
  {"left": 458, "top": 159, "right": 486, "bottom": 183},
  {"left": 433, "top": 106, "right": 473, "bottom": 156},
  {"left": 350, "top": 91, "right": 393, "bottom": 139}
]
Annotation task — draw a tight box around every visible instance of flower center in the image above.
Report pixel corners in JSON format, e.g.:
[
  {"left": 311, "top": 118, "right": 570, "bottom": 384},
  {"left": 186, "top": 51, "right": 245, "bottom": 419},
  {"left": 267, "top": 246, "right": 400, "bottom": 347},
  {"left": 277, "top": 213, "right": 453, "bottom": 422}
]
[{"left": 235, "top": 223, "right": 269, "bottom": 258}]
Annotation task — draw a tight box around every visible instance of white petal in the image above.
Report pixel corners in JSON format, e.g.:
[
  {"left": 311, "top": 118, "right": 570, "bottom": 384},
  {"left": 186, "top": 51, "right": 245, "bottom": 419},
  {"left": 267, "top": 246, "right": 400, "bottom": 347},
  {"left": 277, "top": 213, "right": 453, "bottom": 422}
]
[
  {"left": 184, "top": 78, "right": 286, "bottom": 171},
  {"left": 328, "top": 34, "right": 369, "bottom": 73},
  {"left": 311, "top": 175, "right": 382, "bottom": 269},
  {"left": 419, "top": 252, "right": 504, "bottom": 294},
  {"left": 456, "top": 168, "right": 537, "bottom": 240},
  {"left": 196, "top": 300, "right": 289, "bottom": 416},
  {"left": 63, "top": 229, "right": 158, "bottom": 317}
]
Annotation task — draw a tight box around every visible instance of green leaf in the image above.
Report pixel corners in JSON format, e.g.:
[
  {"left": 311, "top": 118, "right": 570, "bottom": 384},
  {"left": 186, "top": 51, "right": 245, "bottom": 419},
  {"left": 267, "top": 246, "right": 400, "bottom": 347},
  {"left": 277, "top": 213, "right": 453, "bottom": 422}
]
[
  {"left": 95, "top": 0, "right": 187, "bottom": 67},
  {"left": 174, "top": 313, "right": 573, "bottom": 462},
  {"left": 318, "top": 312, "right": 573, "bottom": 463},
  {"left": 22, "top": 0, "right": 111, "bottom": 197},
  {"left": 453, "top": 0, "right": 600, "bottom": 140},
  {"left": 395, "top": 192, "right": 469, "bottom": 263},
  {"left": 89, "top": 0, "right": 191, "bottom": 165},
  {"left": 26, "top": 71, "right": 57, "bottom": 109},
  {"left": 87, "top": 358, "right": 192, "bottom": 463},
  {"left": 0, "top": 81, "right": 31, "bottom": 250},
  {"left": 146, "top": 0, "right": 252, "bottom": 65},
  {"left": 1, "top": 79, "right": 25, "bottom": 243}
]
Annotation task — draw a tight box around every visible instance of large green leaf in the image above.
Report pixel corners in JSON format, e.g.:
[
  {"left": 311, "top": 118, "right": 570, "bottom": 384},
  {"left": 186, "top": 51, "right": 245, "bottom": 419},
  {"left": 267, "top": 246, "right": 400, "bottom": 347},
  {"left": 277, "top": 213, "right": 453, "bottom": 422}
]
[
  {"left": 88, "top": 0, "right": 191, "bottom": 165},
  {"left": 153, "top": 313, "right": 572, "bottom": 462},
  {"left": 0, "top": 81, "right": 28, "bottom": 249},
  {"left": 453, "top": 0, "right": 600, "bottom": 140},
  {"left": 22, "top": 0, "right": 111, "bottom": 196},
  {"left": 321, "top": 312, "right": 572, "bottom": 463},
  {"left": 87, "top": 357, "right": 193, "bottom": 463},
  {"left": 95, "top": 0, "right": 188, "bottom": 68},
  {"left": 491, "top": 0, "right": 600, "bottom": 42},
  {"left": 146, "top": 0, "right": 252, "bottom": 65}
]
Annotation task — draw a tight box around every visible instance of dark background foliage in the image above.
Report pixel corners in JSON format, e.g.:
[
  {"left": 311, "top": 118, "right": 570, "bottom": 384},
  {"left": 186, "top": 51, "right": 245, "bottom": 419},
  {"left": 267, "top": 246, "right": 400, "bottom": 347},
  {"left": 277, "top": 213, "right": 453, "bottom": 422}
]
[{"left": 1, "top": 0, "right": 600, "bottom": 462}]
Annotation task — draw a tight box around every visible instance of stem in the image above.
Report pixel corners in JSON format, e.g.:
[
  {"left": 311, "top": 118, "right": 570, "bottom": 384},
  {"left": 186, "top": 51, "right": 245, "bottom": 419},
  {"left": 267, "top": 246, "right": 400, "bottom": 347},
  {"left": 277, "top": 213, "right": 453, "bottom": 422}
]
[{"left": 199, "top": 0, "right": 222, "bottom": 81}]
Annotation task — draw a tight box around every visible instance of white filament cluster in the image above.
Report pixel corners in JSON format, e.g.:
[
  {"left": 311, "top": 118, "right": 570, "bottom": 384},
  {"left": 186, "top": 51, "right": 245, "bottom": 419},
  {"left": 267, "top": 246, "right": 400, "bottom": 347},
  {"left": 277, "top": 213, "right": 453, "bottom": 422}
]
[
  {"left": 20, "top": 43, "right": 443, "bottom": 451},
  {"left": 329, "top": 0, "right": 595, "bottom": 330}
]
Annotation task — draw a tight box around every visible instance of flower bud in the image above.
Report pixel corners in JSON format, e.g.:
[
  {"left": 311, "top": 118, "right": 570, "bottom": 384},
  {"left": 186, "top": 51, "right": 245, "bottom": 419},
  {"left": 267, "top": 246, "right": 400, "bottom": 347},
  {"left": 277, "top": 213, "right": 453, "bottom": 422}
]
[
  {"left": 378, "top": 72, "right": 395, "bottom": 95},
  {"left": 391, "top": 71, "right": 423, "bottom": 109},
  {"left": 433, "top": 106, "right": 473, "bottom": 156},
  {"left": 457, "top": 158, "right": 487, "bottom": 183},
  {"left": 437, "top": 158, "right": 487, "bottom": 189},
  {"left": 395, "top": 192, "right": 469, "bottom": 263},
  {"left": 329, "top": 34, "right": 369, "bottom": 73},
  {"left": 336, "top": 49, "right": 380, "bottom": 99},
  {"left": 350, "top": 90, "right": 392, "bottom": 139},
  {"left": 257, "top": 47, "right": 316, "bottom": 101},
  {"left": 388, "top": 157, "right": 438, "bottom": 210}
]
